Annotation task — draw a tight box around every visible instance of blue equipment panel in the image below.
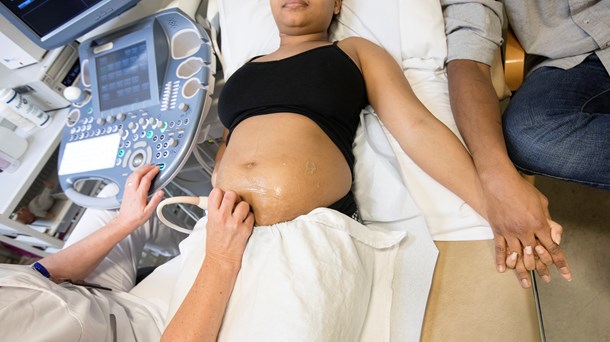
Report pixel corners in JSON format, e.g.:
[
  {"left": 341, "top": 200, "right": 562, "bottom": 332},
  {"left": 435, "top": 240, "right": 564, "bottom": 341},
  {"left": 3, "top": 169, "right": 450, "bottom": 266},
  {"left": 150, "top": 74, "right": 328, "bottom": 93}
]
[{"left": 57, "top": 8, "right": 215, "bottom": 209}]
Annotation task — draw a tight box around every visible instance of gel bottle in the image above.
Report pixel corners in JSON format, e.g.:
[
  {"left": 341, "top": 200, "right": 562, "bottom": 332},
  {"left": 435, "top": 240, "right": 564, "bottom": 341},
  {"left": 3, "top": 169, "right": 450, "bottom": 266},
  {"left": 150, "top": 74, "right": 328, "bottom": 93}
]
[{"left": 0, "top": 88, "right": 51, "bottom": 128}]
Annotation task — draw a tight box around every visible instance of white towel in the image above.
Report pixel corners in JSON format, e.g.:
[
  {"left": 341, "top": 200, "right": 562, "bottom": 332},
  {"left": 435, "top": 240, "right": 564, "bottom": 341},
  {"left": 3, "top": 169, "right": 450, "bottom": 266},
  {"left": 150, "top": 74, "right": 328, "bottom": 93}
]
[{"left": 160, "top": 208, "right": 405, "bottom": 341}]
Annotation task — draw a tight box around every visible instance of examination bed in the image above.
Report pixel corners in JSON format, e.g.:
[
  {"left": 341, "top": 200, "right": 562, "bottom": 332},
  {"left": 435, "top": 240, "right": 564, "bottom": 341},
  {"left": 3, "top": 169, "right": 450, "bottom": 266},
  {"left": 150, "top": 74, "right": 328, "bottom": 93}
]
[{"left": 132, "top": 0, "right": 543, "bottom": 340}]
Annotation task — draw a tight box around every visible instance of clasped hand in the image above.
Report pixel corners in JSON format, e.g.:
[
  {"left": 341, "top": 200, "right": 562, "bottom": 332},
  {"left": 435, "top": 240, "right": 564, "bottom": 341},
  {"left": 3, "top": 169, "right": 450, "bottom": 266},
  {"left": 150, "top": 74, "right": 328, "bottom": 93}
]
[{"left": 484, "top": 175, "right": 572, "bottom": 288}]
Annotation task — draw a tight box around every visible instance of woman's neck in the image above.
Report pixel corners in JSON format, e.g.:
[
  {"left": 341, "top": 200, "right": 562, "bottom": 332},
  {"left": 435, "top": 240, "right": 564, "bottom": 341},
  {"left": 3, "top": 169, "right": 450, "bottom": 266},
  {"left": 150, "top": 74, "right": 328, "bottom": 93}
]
[{"left": 278, "top": 32, "right": 329, "bottom": 48}]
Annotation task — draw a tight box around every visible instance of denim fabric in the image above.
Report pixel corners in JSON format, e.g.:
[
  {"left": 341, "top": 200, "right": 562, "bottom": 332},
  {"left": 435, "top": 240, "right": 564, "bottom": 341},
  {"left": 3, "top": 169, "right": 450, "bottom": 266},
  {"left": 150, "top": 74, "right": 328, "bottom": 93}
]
[{"left": 503, "top": 54, "right": 610, "bottom": 190}]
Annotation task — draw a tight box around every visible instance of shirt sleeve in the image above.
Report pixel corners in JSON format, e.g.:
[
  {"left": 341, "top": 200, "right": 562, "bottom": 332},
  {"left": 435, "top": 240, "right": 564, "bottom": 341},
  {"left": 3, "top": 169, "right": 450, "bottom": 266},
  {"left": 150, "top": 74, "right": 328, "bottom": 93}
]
[{"left": 441, "top": 0, "right": 504, "bottom": 66}]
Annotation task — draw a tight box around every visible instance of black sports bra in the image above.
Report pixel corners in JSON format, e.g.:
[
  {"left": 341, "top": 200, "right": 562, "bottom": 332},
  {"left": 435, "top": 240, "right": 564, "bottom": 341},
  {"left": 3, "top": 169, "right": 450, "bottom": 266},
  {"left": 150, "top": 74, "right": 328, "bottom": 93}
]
[{"left": 217, "top": 43, "right": 368, "bottom": 172}]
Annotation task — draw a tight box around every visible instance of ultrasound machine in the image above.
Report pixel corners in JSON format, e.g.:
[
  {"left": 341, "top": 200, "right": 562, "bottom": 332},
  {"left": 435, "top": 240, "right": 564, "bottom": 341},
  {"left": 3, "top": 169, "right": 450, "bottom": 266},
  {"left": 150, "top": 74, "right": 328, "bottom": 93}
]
[{"left": 1, "top": 0, "right": 216, "bottom": 210}]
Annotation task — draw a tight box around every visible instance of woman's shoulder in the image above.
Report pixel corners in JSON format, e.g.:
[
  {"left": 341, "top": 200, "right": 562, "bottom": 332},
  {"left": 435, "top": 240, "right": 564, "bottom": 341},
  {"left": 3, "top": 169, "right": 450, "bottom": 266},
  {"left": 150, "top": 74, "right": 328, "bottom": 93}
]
[
  {"left": 337, "top": 36, "right": 382, "bottom": 49},
  {"left": 336, "top": 36, "right": 386, "bottom": 60},
  {"left": 336, "top": 37, "right": 391, "bottom": 67}
]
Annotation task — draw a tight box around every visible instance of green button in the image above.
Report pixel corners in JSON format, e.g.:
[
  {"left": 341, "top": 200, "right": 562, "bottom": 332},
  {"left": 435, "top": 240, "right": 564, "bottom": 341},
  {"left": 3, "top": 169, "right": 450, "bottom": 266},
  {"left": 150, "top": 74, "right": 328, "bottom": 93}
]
[
  {"left": 87, "top": 107, "right": 93, "bottom": 114},
  {"left": 160, "top": 121, "right": 168, "bottom": 133},
  {"left": 146, "top": 131, "right": 153, "bottom": 139},
  {"left": 118, "top": 149, "right": 125, "bottom": 157},
  {"left": 156, "top": 163, "right": 166, "bottom": 170}
]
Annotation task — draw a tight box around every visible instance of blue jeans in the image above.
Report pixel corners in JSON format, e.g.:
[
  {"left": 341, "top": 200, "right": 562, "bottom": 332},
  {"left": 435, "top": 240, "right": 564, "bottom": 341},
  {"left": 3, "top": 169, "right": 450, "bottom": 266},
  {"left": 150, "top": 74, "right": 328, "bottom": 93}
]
[{"left": 503, "top": 54, "right": 610, "bottom": 190}]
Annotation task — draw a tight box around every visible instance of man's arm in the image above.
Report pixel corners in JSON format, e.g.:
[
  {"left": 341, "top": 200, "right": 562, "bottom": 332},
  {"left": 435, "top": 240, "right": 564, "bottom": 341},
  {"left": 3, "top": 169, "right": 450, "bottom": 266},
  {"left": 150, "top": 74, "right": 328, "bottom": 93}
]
[
  {"left": 446, "top": 60, "right": 568, "bottom": 287},
  {"left": 442, "top": 0, "right": 572, "bottom": 287}
]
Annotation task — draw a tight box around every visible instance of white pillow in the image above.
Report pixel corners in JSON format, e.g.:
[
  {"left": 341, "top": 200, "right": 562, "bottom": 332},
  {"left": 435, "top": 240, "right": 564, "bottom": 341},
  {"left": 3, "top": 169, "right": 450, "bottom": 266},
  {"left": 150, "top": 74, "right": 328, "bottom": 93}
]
[
  {"left": 331, "top": 0, "right": 447, "bottom": 70},
  {"left": 217, "top": 0, "right": 277, "bottom": 77},
  {"left": 218, "top": 0, "right": 447, "bottom": 78}
]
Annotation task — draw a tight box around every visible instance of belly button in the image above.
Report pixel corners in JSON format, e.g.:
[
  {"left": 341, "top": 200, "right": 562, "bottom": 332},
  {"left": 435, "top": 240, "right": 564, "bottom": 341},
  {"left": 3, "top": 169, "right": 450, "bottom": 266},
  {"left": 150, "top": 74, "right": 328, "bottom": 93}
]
[{"left": 245, "top": 161, "right": 256, "bottom": 169}]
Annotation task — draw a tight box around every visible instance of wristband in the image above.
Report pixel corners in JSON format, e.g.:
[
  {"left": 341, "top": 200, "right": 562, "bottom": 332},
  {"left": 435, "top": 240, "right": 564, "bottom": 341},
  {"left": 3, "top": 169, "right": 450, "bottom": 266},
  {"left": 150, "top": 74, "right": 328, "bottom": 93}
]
[{"left": 31, "top": 261, "right": 51, "bottom": 279}]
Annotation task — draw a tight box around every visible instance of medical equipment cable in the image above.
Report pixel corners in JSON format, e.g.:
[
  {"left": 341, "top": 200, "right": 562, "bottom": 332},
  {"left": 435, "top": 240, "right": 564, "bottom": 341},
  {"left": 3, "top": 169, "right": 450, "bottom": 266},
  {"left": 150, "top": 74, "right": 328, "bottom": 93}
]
[
  {"left": 209, "top": 23, "right": 226, "bottom": 73},
  {"left": 163, "top": 184, "right": 202, "bottom": 224},
  {"left": 157, "top": 196, "right": 208, "bottom": 234},
  {"left": 192, "top": 145, "right": 214, "bottom": 176}
]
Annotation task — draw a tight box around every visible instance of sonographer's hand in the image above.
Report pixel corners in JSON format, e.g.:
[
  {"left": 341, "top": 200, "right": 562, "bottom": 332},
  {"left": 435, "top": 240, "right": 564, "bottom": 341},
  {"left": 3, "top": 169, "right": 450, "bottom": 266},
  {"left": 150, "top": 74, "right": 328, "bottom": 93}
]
[
  {"left": 115, "top": 164, "right": 164, "bottom": 231},
  {"left": 205, "top": 188, "right": 254, "bottom": 268}
]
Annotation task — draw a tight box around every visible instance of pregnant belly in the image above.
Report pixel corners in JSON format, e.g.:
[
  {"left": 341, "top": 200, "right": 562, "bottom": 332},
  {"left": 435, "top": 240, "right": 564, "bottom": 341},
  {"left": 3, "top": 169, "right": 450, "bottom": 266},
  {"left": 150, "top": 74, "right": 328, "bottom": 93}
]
[{"left": 214, "top": 114, "right": 352, "bottom": 225}]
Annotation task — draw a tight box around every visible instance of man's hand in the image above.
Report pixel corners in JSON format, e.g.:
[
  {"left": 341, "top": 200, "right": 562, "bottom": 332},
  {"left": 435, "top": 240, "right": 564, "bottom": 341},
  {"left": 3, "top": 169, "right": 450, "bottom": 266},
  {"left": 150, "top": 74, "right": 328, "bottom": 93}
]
[{"left": 483, "top": 172, "right": 572, "bottom": 288}]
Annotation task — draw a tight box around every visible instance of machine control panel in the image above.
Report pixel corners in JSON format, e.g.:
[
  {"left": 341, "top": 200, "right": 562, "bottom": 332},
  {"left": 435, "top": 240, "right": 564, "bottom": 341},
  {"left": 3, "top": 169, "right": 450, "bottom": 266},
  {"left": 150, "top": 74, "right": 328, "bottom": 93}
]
[{"left": 58, "top": 8, "right": 215, "bottom": 209}]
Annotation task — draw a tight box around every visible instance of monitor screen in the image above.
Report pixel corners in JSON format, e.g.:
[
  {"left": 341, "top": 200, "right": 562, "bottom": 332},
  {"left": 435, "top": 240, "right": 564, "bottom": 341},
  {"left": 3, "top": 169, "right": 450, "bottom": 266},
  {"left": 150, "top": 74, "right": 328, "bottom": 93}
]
[
  {"left": 96, "top": 41, "right": 151, "bottom": 111},
  {"left": 0, "top": 0, "right": 139, "bottom": 49},
  {"left": 1, "top": 0, "right": 103, "bottom": 37}
]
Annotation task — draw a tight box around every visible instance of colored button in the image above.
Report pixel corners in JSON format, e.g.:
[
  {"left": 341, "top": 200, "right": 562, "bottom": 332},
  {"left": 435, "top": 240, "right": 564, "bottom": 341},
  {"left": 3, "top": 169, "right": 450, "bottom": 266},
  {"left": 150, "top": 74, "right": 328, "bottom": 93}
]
[
  {"left": 118, "top": 149, "right": 125, "bottom": 158},
  {"left": 146, "top": 131, "right": 154, "bottom": 139}
]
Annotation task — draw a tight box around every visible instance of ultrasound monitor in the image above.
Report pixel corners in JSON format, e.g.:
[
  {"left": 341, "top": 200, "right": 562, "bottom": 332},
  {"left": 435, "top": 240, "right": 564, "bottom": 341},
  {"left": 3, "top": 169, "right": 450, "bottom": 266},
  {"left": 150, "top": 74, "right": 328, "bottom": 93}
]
[
  {"left": 57, "top": 8, "right": 216, "bottom": 209},
  {"left": 96, "top": 41, "right": 152, "bottom": 111},
  {"left": 0, "top": 0, "right": 139, "bottom": 49}
]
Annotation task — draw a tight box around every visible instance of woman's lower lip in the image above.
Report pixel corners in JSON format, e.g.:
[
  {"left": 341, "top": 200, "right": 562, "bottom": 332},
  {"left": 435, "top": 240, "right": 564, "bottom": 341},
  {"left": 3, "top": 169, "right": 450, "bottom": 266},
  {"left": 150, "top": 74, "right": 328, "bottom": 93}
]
[{"left": 284, "top": 2, "right": 307, "bottom": 8}]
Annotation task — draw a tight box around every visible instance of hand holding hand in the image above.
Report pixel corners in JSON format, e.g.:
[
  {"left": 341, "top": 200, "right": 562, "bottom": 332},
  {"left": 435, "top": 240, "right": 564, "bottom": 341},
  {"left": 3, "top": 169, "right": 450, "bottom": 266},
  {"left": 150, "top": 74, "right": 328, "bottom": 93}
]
[
  {"left": 115, "top": 164, "right": 164, "bottom": 231},
  {"left": 483, "top": 174, "right": 571, "bottom": 288},
  {"left": 205, "top": 188, "right": 255, "bottom": 268}
]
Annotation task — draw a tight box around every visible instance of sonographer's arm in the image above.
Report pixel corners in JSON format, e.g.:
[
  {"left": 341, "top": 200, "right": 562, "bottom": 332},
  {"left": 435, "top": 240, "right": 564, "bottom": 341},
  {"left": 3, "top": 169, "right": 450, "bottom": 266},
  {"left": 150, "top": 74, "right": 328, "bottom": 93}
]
[
  {"left": 162, "top": 188, "right": 254, "bottom": 342},
  {"left": 37, "top": 164, "right": 164, "bottom": 282}
]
